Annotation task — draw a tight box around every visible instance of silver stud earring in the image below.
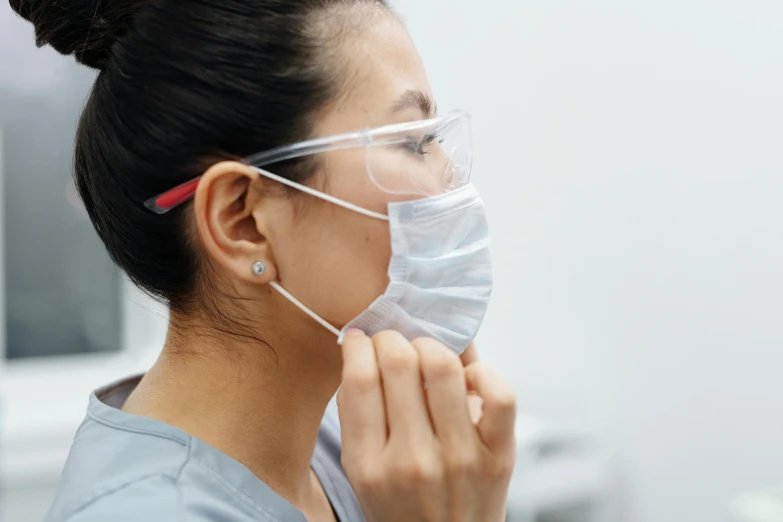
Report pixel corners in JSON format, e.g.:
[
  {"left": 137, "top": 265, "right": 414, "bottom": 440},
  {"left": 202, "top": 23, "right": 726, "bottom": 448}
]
[{"left": 252, "top": 261, "right": 266, "bottom": 276}]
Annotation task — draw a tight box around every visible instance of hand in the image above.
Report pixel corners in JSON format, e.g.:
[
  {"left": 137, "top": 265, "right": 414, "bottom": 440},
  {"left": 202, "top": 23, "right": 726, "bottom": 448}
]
[
  {"left": 459, "top": 343, "right": 485, "bottom": 425},
  {"left": 337, "top": 330, "right": 517, "bottom": 522}
]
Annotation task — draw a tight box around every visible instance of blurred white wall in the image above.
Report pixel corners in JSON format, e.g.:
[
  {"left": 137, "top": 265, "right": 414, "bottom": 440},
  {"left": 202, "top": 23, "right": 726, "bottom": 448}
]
[{"left": 395, "top": 1, "right": 783, "bottom": 521}]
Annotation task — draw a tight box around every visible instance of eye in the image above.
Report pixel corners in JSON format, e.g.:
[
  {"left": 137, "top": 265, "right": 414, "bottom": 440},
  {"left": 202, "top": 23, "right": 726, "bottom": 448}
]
[{"left": 403, "top": 134, "right": 442, "bottom": 155}]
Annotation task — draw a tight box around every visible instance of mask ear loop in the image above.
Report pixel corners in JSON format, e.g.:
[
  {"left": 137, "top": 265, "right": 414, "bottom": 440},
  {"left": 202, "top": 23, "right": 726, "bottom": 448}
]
[
  {"left": 250, "top": 166, "right": 389, "bottom": 221},
  {"left": 255, "top": 158, "right": 388, "bottom": 343},
  {"left": 268, "top": 281, "right": 342, "bottom": 339}
]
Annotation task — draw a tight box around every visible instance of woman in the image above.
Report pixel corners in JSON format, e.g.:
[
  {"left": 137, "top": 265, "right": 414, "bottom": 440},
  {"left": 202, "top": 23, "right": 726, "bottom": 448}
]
[{"left": 11, "top": 0, "right": 517, "bottom": 520}]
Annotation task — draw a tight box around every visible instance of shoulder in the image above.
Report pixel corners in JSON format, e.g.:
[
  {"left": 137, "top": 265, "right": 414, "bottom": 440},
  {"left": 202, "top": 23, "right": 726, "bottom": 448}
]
[
  {"left": 50, "top": 456, "right": 268, "bottom": 522},
  {"left": 57, "top": 474, "right": 181, "bottom": 522},
  {"left": 46, "top": 391, "right": 195, "bottom": 522},
  {"left": 55, "top": 470, "right": 265, "bottom": 522},
  {"left": 46, "top": 416, "right": 192, "bottom": 522}
]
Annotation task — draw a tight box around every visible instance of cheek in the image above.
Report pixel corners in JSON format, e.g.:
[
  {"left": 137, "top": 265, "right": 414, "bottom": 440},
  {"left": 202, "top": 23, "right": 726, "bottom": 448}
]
[{"left": 280, "top": 201, "right": 392, "bottom": 327}]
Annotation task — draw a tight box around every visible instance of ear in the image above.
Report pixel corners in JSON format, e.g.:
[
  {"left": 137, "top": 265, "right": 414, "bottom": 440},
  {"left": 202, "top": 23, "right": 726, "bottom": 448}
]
[{"left": 193, "top": 161, "right": 277, "bottom": 285}]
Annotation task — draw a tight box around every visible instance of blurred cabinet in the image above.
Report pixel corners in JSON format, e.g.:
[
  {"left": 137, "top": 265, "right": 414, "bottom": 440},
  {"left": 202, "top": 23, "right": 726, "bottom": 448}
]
[{"left": 0, "top": 19, "right": 122, "bottom": 361}]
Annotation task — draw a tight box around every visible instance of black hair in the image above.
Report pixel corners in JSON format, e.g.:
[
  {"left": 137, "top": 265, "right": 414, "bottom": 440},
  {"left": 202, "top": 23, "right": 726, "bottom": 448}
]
[{"left": 9, "top": 0, "right": 389, "bottom": 315}]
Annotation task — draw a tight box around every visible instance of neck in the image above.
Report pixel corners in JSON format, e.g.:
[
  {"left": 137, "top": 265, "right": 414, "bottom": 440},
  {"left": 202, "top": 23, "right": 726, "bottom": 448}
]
[{"left": 124, "top": 309, "right": 342, "bottom": 505}]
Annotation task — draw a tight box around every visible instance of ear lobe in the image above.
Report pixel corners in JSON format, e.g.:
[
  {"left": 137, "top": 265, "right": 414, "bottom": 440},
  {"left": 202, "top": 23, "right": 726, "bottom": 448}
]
[{"left": 192, "top": 161, "right": 278, "bottom": 285}]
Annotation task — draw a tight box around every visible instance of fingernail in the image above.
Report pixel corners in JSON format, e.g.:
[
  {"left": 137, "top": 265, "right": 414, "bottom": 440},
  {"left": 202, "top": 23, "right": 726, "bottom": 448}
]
[{"left": 344, "top": 328, "right": 365, "bottom": 337}]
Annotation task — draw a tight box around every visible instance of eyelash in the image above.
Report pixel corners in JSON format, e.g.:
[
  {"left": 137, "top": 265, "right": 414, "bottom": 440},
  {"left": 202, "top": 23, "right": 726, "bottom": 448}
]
[{"left": 404, "top": 134, "right": 441, "bottom": 155}]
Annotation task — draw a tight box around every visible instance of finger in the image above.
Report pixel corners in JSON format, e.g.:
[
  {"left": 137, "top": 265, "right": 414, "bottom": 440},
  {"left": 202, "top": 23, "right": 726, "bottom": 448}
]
[
  {"left": 464, "top": 362, "right": 516, "bottom": 451},
  {"left": 338, "top": 329, "right": 387, "bottom": 453},
  {"left": 467, "top": 394, "right": 484, "bottom": 425},
  {"left": 459, "top": 342, "right": 480, "bottom": 367},
  {"left": 373, "top": 330, "right": 434, "bottom": 442},
  {"left": 412, "top": 337, "right": 475, "bottom": 447},
  {"left": 460, "top": 344, "right": 484, "bottom": 425}
]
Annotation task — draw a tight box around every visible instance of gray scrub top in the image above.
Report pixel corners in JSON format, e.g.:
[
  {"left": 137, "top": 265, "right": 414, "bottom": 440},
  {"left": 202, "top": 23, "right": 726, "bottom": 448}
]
[{"left": 44, "top": 376, "right": 365, "bottom": 522}]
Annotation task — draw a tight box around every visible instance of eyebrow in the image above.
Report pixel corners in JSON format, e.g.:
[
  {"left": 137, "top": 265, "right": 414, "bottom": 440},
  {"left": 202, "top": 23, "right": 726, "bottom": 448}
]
[{"left": 391, "top": 90, "right": 438, "bottom": 118}]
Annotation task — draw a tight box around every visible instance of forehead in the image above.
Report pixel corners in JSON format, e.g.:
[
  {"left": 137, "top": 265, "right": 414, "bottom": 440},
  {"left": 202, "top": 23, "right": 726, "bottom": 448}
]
[{"left": 316, "top": 12, "right": 434, "bottom": 135}]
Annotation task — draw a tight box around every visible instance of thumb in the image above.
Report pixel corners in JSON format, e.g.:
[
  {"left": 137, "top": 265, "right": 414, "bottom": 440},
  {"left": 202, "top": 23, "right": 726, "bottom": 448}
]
[
  {"left": 460, "top": 341, "right": 479, "bottom": 367},
  {"left": 464, "top": 362, "right": 516, "bottom": 451}
]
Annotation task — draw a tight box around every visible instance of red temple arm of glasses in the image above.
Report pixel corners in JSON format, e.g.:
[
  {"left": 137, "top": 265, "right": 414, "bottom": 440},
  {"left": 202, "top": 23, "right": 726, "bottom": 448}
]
[{"left": 151, "top": 178, "right": 201, "bottom": 212}]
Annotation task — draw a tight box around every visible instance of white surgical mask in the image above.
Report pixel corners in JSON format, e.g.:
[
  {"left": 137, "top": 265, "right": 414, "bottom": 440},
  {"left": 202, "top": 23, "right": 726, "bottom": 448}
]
[{"left": 263, "top": 168, "right": 493, "bottom": 355}]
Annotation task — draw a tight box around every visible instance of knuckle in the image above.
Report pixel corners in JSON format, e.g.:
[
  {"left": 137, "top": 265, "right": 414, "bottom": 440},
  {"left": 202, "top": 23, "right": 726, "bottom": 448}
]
[
  {"left": 344, "top": 460, "right": 382, "bottom": 492},
  {"left": 392, "top": 454, "right": 442, "bottom": 485},
  {"left": 340, "top": 452, "right": 357, "bottom": 472},
  {"left": 342, "top": 369, "right": 379, "bottom": 394},
  {"left": 470, "top": 360, "right": 493, "bottom": 375},
  {"left": 355, "top": 474, "right": 381, "bottom": 493},
  {"left": 372, "top": 329, "right": 406, "bottom": 346},
  {"left": 382, "top": 347, "right": 419, "bottom": 374},
  {"left": 411, "top": 336, "right": 440, "bottom": 347},
  {"left": 445, "top": 453, "right": 479, "bottom": 478},
  {"left": 356, "top": 470, "right": 383, "bottom": 492},
  {"left": 418, "top": 344, "right": 461, "bottom": 379},
  {"left": 483, "top": 453, "right": 516, "bottom": 480},
  {"left": 472, "top": 363, "right": 517, "bottom": 412},
  {"left": 491, "top": 388, "right": 517, "bottom": 414}
]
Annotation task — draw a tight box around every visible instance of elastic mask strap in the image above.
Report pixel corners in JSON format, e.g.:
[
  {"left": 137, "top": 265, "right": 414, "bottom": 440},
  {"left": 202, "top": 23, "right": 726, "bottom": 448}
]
[
  {"left": 269, "top": 281, "right": 342, "bottom": 339},
  {"left": 250, "top": 166, "right": 389, "bottom": 221}
]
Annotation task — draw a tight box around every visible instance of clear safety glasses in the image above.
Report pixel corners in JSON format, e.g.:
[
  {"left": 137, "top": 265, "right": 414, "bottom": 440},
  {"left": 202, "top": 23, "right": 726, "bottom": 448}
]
[{"left": 144, "top": 110, "right": 472, "bottom": 214}]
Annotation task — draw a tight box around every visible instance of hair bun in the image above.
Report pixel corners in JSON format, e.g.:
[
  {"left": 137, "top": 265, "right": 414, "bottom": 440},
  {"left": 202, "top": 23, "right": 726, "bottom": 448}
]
[{"left": 9, "top": 0, "right": 143, "bottom": 70}]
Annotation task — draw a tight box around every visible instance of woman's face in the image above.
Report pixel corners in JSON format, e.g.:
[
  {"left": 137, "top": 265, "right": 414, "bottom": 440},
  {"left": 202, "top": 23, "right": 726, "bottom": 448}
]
[{"left": 261, "top": 12, "right": 436, "bottom": 334}]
